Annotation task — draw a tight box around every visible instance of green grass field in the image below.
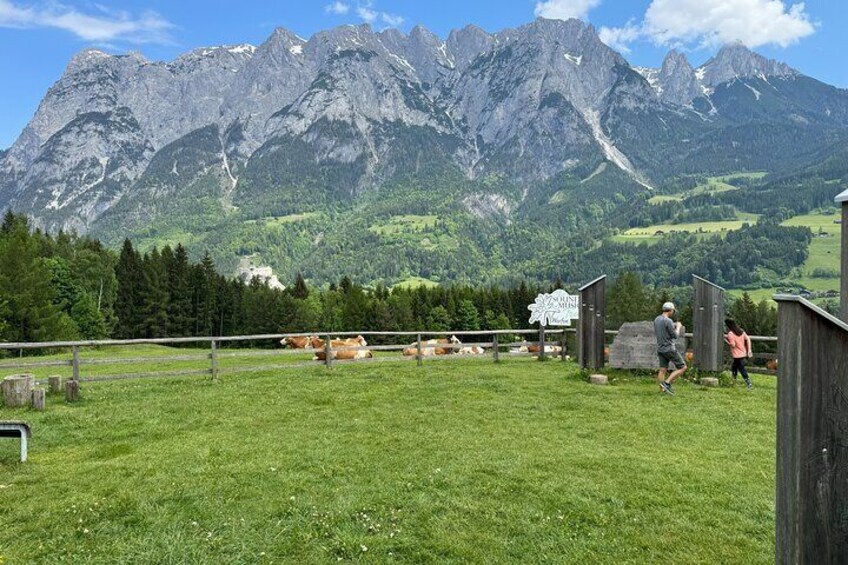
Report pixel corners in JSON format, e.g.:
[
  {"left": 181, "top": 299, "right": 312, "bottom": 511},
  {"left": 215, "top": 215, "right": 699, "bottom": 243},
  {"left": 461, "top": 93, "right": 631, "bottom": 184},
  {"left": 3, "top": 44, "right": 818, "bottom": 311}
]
[
  {"left": 368, "top": 215, "right": 439, "bottom": 236},
  {"left": 623, "top": 213, "right": 759, "bottom": 237},
  {"left": 0, "top": 356, "right": 776, "bottom": 563},
  {"left": 392, "top": 276, "right": 440, "bottom": 289},
  {"left": 731, "top": 210, "right": 843, "bottom": 302},
  {"left": 244, "top": 213, "right": 321, "bottom": 228}
]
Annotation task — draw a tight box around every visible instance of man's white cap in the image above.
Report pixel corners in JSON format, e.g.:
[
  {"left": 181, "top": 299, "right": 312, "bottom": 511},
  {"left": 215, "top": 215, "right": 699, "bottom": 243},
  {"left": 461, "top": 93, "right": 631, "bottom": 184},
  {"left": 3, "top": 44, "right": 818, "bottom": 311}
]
[{"left": 662, "top": 302, "right": 676, "bottom": 312}]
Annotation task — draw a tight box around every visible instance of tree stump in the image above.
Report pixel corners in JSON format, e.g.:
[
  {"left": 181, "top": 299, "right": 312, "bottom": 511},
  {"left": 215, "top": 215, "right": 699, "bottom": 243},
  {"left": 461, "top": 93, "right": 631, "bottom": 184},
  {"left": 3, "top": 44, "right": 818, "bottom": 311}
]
[
  {"left": 32, "top": 388, "right": 45, "bottom": 411},
  {"left": 589, "top": 374, "right": 609, "bottom": 386},
  {"left": 2, "top": 374, "right": 34, "bottom": 407},
  {"left": 701, "top": 377, "right": 720, "bottom": 387},
  {"left": 48, "top": 375, "right": 62, "bottom": 394},
  {"left": 65, "top": 379, "right": 80, "bottom": 403}
]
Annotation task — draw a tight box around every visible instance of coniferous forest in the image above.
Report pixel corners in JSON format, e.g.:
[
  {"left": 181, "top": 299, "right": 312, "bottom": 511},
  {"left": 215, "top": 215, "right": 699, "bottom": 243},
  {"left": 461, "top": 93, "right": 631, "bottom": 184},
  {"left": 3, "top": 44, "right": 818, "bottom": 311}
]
[{"left": 0, "top": 211, "right": 786, "bottom": 346}]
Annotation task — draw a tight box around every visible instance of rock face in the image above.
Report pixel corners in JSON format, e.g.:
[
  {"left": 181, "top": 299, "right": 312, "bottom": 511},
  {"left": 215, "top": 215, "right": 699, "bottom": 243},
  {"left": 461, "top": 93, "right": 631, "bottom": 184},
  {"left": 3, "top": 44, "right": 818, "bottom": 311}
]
[
  {"left": 1, "top": 17, "right": 847, "bottom": 237},
  {"left": 609, "top": 322, "right": 687, "bottom": 370}
]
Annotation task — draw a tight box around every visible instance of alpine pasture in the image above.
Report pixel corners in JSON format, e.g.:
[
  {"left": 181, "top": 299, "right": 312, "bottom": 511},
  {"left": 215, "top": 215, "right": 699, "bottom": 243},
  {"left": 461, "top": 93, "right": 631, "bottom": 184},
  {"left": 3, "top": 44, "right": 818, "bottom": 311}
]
[{"left": 1, "top": 355, "right": 775, "bottom": 563}]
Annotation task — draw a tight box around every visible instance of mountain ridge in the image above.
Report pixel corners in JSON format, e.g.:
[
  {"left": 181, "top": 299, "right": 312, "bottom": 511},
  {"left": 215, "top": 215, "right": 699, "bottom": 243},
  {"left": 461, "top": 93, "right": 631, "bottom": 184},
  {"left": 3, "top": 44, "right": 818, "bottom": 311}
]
[{"left": 1, "top": 17, "right": 847, "bottom": 286}]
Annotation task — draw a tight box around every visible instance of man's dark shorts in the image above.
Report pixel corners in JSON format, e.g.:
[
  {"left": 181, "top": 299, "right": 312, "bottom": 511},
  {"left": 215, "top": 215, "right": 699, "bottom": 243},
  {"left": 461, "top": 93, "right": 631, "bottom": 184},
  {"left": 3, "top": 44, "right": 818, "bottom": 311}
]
[{"left": 658, "top": 349, "right": 686, "bottom": 370}]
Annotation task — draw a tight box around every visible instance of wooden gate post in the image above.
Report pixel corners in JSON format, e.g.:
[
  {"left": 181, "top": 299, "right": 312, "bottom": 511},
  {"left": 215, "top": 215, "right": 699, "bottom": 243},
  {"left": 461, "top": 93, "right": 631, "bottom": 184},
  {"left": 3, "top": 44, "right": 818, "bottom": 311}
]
[
  {"left": 210, "top": 340, "right": 219, "bottom": 380},
  {"left": 324, "top": 334, "right": 333, "bottom": 368},
  {"left": 492, "top": 334, "right": 500, "bottom": 363},
  {"left": 71, "top": 346, "right": 80, "bottom": 381},
  {"left": 837, "top": 189, "right": 848, "bottom": 322},
  {"left": 578, "top": 276, "right": 606, "bottom": 370},
  {"left": 538, "top": 325, "right": 546, "bottom": 361},
  {"left": 775, "top": 294, "right": 848, "bottom": 563},
  {"left": 692, "top": 275, "right": 725, "bottom": 372},
  {"left": 416, "top": 334, "right": 423, "bottom": 367}
]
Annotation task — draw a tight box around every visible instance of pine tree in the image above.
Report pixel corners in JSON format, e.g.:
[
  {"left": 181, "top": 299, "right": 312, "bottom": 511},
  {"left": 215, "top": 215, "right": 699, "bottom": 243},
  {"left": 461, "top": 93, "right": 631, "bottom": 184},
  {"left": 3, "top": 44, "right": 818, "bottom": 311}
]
[
  {"left": 292, "top": 272, "right": 309, "bottom": 299},
  {"left": 140, "top": 249, "right": 169, "bottom": 338},
  {"left": 115, "top": 239, "right": 143, "bottom": 338}
]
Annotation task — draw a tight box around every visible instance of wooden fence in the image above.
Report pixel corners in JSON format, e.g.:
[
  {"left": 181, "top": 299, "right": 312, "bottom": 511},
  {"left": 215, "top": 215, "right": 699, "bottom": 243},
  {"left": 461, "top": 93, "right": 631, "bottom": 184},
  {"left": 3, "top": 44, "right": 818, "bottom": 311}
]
[
  {"left": 775, "top": 295, "right": 848, "bottom": 564},
  {"left": 0, "top": 329, "right": 571, "bottom": 384},
  {"left": 0, "top": 326, "right": 782, "bottom": 386}
]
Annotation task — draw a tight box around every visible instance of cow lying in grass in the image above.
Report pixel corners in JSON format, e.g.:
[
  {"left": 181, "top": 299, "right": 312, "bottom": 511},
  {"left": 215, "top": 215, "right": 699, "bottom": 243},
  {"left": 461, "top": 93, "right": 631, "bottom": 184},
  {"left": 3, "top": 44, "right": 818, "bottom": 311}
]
[
  {"left": 280, "top": 336, "right": 315, "bottom": 349},
  {"left": 512, "top": 344, "right": 563, "bottom": 355},
  {"left": 402, "top": 336, "right": 461, "bottom": 357},
  {"left": 309, "top": 336, "right": 373, "bottom": 361},
  {"left": 457, "top": 345, "right": 486, "bottom": 355}
]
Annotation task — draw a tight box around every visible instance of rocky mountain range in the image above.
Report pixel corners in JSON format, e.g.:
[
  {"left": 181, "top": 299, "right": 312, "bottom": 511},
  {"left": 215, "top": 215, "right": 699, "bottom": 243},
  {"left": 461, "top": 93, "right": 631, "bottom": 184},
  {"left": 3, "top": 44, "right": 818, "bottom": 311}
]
[{"left": 1, "top": 17, "right": 847, "bottom": 284}]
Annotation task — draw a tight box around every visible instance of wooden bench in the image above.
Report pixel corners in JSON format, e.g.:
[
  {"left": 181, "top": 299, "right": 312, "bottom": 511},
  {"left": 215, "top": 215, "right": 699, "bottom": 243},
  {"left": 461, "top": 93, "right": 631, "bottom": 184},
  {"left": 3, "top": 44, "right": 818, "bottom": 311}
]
[{"left": 0, "top": 421, "right": 32, "bottom": 462}]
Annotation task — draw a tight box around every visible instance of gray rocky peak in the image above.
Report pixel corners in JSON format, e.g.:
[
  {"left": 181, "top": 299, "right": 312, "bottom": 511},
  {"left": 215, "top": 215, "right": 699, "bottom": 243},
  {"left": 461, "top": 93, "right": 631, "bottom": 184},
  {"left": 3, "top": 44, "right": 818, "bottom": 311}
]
[
  {"left": 698, "top": 42, "right": 796, "bottom": 87},
  {"left": 446, "top": 24, "right": 496, "bottom": 71},
  {"left": 658, "top": 50, "right": 701, "bottom": 105}
]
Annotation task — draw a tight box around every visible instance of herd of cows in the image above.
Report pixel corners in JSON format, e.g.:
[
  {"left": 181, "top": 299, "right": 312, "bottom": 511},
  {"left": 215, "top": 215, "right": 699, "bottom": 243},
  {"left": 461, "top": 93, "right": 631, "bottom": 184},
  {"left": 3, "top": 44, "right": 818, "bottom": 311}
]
[{"left": 279, "top": 335, "right": 564, "bottom": 361}]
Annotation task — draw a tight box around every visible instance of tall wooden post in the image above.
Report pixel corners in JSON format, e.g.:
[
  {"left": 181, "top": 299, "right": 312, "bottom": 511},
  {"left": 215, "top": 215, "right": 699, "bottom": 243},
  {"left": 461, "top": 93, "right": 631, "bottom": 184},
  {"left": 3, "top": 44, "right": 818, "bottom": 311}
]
[
  {"left": 71, "top": 346, "right": 80, "bottom": 381},
  {"left": 492, "top": 334, "right": 500, "bottom": 363},
  {"left": 578, "top": 276, "right": 606, "bottom": 370},
  {"left": 692, "top": 275, "right": 725, "bottom": 372},
  {"left": 210, "top": 340, "right": 219, "bottom": 380},
  {"left": 837, "top": 189, "right": 848, "bottom": 322},
  {"left": 538, "top": 326, "right": 546, "bottom": 361},
  {"left": 324, "top": 334, "right": 333, "bottom": 368},
  {"left": 774, "top": 295, "right": 848, "bottom": 563}
]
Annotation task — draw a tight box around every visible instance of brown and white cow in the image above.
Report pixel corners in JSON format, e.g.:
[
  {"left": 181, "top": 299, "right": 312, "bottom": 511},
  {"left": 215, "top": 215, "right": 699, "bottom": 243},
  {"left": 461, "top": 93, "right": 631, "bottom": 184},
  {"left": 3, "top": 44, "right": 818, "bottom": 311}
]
[
  {"left": 280, "top": 336, "right": 315, "bottom": 349},
  {"left": 311, "top": 336, "right": 372, "bottom": 361},
  {"left": 402, "top": 335, "right": 462, "bottom": 356}
]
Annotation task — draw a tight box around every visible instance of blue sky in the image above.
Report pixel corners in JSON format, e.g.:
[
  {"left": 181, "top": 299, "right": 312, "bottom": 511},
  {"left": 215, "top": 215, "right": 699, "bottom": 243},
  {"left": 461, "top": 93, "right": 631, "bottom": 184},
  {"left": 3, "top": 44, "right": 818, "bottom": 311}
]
[{"left": 1, "top": 0, "right": 846, "bottom": 149}]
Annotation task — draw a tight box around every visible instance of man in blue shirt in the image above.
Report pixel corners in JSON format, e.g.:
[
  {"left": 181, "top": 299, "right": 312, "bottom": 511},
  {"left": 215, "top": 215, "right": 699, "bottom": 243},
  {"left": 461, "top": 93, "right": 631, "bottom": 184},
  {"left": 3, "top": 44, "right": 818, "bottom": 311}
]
[{"left": 654, "top": 302, "right": 687, "bottom": 395}]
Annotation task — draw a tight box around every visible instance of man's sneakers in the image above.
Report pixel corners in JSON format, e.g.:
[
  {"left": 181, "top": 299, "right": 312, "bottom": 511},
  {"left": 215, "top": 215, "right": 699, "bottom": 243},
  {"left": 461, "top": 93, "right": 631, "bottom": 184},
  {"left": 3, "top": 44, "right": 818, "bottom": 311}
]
[
  {"left": 660, "top": 381, "right": 674, "bottom": 395},
  {"left": 745, "top": 380, "right": 753, "bottom": 390}
]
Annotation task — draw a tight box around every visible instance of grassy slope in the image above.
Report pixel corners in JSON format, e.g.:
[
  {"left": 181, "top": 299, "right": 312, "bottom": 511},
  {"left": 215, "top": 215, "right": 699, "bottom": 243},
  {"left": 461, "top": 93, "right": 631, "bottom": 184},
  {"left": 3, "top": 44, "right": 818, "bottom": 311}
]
[
  {"left": 0, "top": 359, "right": 775, "bottom": 564},
  {"left": 729, "top": 210, "right": 842, "bottom": 302},
  {"left": 623, "top": 213, "right": 759, "bottom": 237}
]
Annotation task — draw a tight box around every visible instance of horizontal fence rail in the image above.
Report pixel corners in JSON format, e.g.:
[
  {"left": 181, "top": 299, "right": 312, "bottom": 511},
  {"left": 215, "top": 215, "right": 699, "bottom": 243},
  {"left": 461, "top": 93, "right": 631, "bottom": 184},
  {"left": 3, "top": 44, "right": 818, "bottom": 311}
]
[
  {"left": 0, "top": 329, "right": 570, "bottom": 384},
  {"left": 0, "top": 327, "right": 780, "bottom": 385}
]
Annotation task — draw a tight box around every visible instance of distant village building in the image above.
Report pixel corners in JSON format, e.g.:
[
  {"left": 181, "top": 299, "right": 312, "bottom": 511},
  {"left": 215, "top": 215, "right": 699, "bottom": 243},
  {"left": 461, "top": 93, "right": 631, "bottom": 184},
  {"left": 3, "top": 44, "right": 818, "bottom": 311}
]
[{"left": 237, "top": 260, "right": 286, "bottom": 291}]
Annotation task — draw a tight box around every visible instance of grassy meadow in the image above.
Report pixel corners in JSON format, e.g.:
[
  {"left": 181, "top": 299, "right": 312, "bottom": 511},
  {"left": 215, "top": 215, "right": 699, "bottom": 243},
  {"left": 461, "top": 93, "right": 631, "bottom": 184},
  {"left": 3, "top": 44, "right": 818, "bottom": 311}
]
[{"left": 0, "top": 355, "right": 776, "bottom": 563}]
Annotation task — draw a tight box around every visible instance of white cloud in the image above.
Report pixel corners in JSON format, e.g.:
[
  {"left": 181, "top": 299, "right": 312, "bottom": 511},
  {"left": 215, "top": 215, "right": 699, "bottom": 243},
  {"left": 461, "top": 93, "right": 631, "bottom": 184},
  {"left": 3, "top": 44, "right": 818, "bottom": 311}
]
[
  {"left": 324, "top": 2, "right": 350, "bottom": 15},
  {"left": 597, "top": 0, "right": 816, "bottom": 53},
  {"left": 534, "top": 0, "right": 601, "bottom": 21},
  {"left": 356, "top": 4, "right": 378, "bottom": 23},
  {"left": 598, "top": 22, "right": 641, "bottom": 53},
  {"left": 644, "top": 0, "right": 815, "bottom": 48},
  {"left": 349, "top": 1, "right": 403, "bottom": 28},
  {"left": 380, "top": 12, "right": 405, "bottom": 27},
  {"left": 0, "top": 0, "right": 175, "bottom": 44}
]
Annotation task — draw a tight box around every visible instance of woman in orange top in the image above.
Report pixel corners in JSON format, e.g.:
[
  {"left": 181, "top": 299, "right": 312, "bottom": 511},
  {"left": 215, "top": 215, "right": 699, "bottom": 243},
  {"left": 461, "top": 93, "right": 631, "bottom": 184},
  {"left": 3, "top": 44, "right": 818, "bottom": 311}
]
[{"left": 724, "top": 318, "right": 753, "bottom": 389}]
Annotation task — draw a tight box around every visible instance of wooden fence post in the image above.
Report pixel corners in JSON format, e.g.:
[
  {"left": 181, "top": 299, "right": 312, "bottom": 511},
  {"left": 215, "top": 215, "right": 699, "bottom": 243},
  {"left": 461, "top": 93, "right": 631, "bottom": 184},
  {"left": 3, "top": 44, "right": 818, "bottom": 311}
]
[
  {"left": 692, "top": 275, "right": 725, "bottom": 372},
  {"left": 210, "top": 340, "right": 219, "bottom": 380},
  {"left": 539, "top": 326, "right": 546, "bottom": 361},
  {"left": 71, "top": 346, "right": 80, "bottom": 381},
  {"left": 416, "top": 334, "right": 423, "bottom": 367},
  {"left": 837, "top": 189, "right": 848, "bottom": 322},
  {"left": 578, "top": 276, "right": 606, "bottom": 370},
  {"left": 493, "top": 334, "right": 500, "bottom": 363},
  {"left": 775, "top": 294, "right": 848, "bottom": 563},
  {"left": 560, "top": 331, "right": 567, "bottom": 361},
  {"left": 324, "top": 334, "right": 332, "bottom": 368}
]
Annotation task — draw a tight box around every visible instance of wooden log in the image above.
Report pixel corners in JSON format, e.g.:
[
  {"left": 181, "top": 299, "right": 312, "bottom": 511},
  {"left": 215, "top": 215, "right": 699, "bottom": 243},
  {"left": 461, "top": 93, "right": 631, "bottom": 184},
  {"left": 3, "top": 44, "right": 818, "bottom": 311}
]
[
  {"left": 48, "top": 375, "right": 62, "bottom": 394},
  {"left": 589, "top": 374, "right": 609, "bottom": 385},
  {"left": 31, "top": 388, "right": 45, "bottom": 411},
  {"left": 65, "top": 379, "right": 80, "bottom": 403},
  {"left": 701, "top": 377, "right": 720, "bottom": 387},
  {"left": 2, "top": 374, "right": 34, "bottom": 407}
]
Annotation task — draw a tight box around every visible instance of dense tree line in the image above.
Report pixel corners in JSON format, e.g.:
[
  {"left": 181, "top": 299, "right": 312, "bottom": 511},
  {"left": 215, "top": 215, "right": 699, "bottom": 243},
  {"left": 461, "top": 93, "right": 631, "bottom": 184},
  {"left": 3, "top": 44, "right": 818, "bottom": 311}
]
[{"left": 0, "top": 212, "right": 786, "bottom": 348}]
